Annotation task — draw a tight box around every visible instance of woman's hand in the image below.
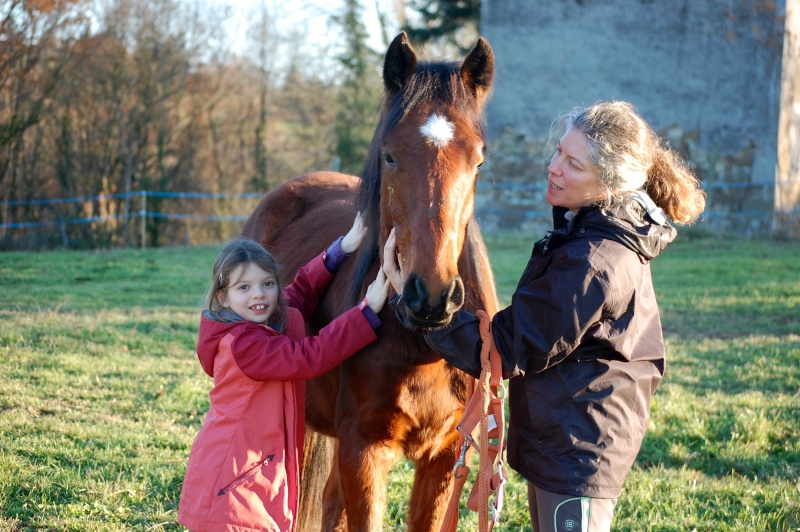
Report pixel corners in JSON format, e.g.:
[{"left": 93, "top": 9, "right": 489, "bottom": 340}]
[
  {"left": 364, "top": 268, "right": 391, "bottom": 313},
  {"left": 341, "top": 212, "right": 366, "bottom": 254},
  {"left": 382, "top": 228, "right": 404, "bottom": 294}
]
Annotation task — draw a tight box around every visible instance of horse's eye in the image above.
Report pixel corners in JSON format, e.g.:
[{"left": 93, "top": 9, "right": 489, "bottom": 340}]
[
  {"left": 477, "top": 162, "right": 484, "bottom": 170},
  {"left": 383, "top": 152, "right": 396, "bottom": 168}
]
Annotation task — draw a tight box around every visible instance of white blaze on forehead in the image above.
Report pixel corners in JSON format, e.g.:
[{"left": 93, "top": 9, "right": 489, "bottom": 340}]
[{"left": 420, "top": 114, "right": 455, "bottom": 148}]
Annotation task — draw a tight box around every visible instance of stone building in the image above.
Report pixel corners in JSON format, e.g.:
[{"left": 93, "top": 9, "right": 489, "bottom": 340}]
[{"left": 475, "top": 0, "right": 797, "bottom": 238}]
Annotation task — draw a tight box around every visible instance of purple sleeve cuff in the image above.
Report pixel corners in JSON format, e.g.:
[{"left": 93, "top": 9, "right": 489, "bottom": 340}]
[
  {"left": 361, "top": 306, "right": 382, "bottom": 329},
  {"left": 323, "top": 236, "right": 349, "bottom": 273}
]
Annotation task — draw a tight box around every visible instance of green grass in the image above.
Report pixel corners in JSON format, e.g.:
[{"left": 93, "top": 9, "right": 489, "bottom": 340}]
[{"left": 1, "top": 235, "right": 799, "bottom": 530}]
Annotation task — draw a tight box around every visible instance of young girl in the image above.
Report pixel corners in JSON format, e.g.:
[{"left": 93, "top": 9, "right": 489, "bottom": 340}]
[
  {"left": 384, "top": 101, "right": 706, "bottom": 532},
  {"left": 178, "top": 214, "right": 390, "bottom": 532}
]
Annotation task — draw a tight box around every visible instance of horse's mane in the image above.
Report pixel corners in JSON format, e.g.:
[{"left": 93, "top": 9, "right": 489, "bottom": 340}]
[{"left": 348, "top": 61, "right": 489, "bottom": 303}]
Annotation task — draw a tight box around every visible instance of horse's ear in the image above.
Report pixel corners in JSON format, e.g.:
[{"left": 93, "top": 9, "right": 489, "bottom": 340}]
[
  {"left": 383, "top": 32, "right": 418, "bottom": 95},
  {"left": 460, "top": 37, "right": 494, "bottom": 107}
]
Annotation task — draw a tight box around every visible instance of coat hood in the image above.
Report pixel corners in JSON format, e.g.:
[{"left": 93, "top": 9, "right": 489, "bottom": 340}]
[
  {"left": 196, "top": 313, "right": 278, "bottom": 377},
  {"left": 553, "top": 191, "right": 676, "bottom": 262}
]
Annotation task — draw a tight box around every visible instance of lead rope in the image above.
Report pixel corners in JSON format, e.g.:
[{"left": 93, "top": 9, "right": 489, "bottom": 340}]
[
  {"left": 440, "top": 310, "right": 507, "bottom": 532},
  {"left": 477, "top": 310, "right": 492, "bottom": 531}
]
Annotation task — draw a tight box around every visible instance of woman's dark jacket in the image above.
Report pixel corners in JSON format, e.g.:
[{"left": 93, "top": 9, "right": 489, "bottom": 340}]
[{"left": 423, "top": 193, "right": 676, "bottom": 498}]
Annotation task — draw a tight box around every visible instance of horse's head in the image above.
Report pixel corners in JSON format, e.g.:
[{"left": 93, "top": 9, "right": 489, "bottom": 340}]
[{"left": 358, "top": 32, "right": 494, "bottom": 329}]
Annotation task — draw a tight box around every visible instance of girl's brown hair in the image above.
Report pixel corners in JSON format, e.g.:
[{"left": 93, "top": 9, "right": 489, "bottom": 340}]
[
  {"left": 548, "top": 100, "right": 706, "bottom": 224},
  {"left": 204, "top": 237, "right": 287, "bottom": 330}
]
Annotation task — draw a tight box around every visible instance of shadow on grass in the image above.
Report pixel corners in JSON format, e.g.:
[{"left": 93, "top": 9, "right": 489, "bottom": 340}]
[
  {"left": 663, "top": 335, "right": 800, "bottom": 395},
  {"left": 638, "top": 402, "right": 800, "bottom": 482}
]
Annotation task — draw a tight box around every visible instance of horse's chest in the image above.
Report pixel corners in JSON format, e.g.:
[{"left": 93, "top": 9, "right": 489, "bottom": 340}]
[{"left": 397, "top": 368, "right": 464, "bottom": 424}]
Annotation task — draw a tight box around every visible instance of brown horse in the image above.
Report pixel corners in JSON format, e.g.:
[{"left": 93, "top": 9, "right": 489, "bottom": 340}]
[{"left": 241, "top": 32, "right": 499, "bottom": 531}]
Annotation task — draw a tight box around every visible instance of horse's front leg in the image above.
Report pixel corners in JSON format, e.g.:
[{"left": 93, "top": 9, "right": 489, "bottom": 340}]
[
  {"left": 336, "top": 428, "right": 402, "bottom": 531},
  {"left": 319, "top": 440, "right": 347, "bottom": 532},
  {"left": 406, "top": 441, "right": 459, "bottom": 531},
  {"left": 299, "top": 431, "right": 337, "bottom": 531}
]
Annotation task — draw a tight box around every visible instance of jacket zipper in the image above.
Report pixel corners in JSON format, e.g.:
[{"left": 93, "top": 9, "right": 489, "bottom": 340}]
[{"left": 217, "top": 454, "right": 275, "bottom": 496}]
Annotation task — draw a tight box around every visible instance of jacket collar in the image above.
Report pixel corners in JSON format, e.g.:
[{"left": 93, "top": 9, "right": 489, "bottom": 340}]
[
  {"left": 546, "top": 192, "right": 677, "bottom": 262},
  {"left": 196, "top": 313, "right": 282, "bottom": 377}
]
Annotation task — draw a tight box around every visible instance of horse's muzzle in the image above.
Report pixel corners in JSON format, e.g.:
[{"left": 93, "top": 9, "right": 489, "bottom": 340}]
[{"left": 400, "top": 274, "right": 465, "bottom": 328}]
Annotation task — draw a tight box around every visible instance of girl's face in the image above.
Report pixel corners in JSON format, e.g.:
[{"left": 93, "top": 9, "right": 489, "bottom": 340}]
[
  {"left": 217, "top": 262, "right": 279, "bottom": 324},
  {"left": 546, "top": 127, "right": 606, "bottom": 211}
]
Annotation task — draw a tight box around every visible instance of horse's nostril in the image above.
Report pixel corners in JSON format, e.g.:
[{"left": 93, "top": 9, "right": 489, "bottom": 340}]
[
  {"left": 446, "top": 277, "right": 465, "bottom": 312},
  {"left": 402, "top": 274, "right": 426, "bottom": 313}
]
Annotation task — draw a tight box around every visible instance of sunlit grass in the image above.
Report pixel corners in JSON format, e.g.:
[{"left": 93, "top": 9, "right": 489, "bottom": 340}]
[{"left": 1, "top": 235, "right": 799, "bottom": 530}]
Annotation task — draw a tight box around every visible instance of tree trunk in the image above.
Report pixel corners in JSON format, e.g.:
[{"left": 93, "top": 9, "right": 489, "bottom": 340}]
[{"left": 774, "top": 0, "right": 800, "bottom": 237}]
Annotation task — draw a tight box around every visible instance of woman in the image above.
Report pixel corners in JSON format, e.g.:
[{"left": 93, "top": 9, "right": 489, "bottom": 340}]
[{"left": 383, "top": 101, "right": 706, "bottom": 532}]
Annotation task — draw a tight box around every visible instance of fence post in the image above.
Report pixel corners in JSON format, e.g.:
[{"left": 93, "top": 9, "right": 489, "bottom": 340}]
[{"left": 140, "top": 190, "right": 147, "bottom": 249}]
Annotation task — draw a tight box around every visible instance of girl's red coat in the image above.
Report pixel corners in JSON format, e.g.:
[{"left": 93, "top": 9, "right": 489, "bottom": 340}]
[{"left": 178, "top": 253, "right": 377, "bottom": 531}]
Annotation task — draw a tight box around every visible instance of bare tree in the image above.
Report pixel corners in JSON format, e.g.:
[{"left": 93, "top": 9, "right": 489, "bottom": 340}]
[
  {"left": 93, "top": 0, "right": 230, "bottom": 246},
  {"left": 0, "top": 0, "right": 90, "bottom": 246},
  {"left": 774, "top": 0, "right": 800, "bottom": 237},
  {"left": 0, "top": 0, "right": 361, "bottom": 249}
]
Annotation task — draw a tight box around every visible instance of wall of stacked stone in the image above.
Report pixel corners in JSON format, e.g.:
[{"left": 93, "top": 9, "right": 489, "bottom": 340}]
[
  {"left": 474, "top": 126, "right": 775, "bottom": 238},
  {"left": 475, "top": 128, "right": 550, "bottom": 238},
  {"left": 475, "top": 0, "right": 788, "bottom": 238}
]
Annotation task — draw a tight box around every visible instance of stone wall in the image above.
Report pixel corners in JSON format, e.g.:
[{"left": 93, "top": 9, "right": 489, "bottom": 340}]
[{"left": 474, "top": 0, "right": 788, "bottom": 238}]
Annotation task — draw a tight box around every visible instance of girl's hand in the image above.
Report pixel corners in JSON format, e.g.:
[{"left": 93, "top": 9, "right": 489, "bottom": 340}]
[
  {"left": 382, "top": 228, "right": 405, "bottom": 294},
  {"left": 364, "top": 267, "right": 391, "bottom": 313},
  {"left": 341, "top": 212, "right": 366, "bottom": 254}
]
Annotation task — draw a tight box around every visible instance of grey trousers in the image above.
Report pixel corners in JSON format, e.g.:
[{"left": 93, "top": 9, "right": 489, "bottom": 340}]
[{"left": 527, "top": 482, "right": 618, "bottom": 532}]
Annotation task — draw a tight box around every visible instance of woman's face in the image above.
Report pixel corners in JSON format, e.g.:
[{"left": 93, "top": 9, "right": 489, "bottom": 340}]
[{"left": 546, "top": 127, "right": 605, "bottom": 211}]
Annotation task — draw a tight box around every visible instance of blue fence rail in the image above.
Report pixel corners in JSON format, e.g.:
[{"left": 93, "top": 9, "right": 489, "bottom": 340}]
[
  {"left": 0, "top": 190, "right": 267, "bottom": 249},
  {"left": 0, "top": 190, "right": 263, "bottom": 229},
  {"left": 471, "top": 180, "right": 788, "bottom": 222},
  {"left": 1, "top": 181, "right": 793, "bottom": 246}
]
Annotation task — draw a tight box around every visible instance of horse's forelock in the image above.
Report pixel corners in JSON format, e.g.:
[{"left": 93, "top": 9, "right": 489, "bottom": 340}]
[{"left": 402, "top": 62, "right": 484, "bottom": 122}]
